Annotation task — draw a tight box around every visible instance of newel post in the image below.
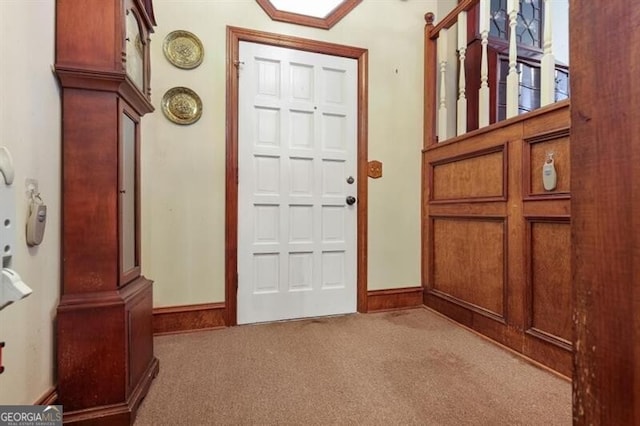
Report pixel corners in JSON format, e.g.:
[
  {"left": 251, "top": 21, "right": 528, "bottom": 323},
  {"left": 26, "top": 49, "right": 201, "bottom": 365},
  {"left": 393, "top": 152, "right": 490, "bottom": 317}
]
[{"left": 424, "top": 12, "right": 437, "bottom": 147}]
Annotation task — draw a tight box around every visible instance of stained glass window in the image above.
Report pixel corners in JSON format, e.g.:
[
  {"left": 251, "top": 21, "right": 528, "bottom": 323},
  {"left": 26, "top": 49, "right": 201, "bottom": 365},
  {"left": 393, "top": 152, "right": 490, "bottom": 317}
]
[{"left": 489, "top": 0, "right": 542, "bottom": 48}]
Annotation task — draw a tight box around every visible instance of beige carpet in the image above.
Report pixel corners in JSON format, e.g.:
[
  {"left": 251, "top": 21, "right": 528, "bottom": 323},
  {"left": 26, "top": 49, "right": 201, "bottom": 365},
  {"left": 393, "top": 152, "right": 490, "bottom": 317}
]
[{"left": 135, "top": 308, "right": 571, "bottom": 425}]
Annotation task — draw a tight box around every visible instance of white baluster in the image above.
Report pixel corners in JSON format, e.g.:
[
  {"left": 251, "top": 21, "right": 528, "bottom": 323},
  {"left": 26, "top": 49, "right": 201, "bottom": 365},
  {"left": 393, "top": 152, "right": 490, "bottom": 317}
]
[
  {"left": 478, "top": 0, "right": 490, "bottom": 127},
  {"left": 457, "top": 11, "right": 468, "bottom": 135},
  {"left": 438, "top": 28, "right": 449, "bottom": 141},
  {"left": 506, "top": 0, "right": 520, "bottom": 118},
  {"left": 540, "top": 0, "right": 555, "bottom": 106}
]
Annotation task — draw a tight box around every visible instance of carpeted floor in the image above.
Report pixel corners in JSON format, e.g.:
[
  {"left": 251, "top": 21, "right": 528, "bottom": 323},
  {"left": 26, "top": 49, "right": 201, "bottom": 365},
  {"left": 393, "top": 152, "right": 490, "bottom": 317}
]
[{"left": 135, "top": 308, "right": 571, "bottom": 425}]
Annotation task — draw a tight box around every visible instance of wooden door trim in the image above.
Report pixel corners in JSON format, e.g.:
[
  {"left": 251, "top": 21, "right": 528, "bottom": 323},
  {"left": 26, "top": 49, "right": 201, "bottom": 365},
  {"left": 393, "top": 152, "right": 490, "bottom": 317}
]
[{"left": 225, "top": 26, "right": 369, "bottom": 326}]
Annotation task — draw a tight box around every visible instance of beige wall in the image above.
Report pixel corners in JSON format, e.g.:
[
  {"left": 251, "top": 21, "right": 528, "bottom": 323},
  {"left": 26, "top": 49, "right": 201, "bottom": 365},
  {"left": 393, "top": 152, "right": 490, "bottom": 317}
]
[
  {"left": 143, "top": 0, "right": 450, "bottom": 307},
  {"left": 0, "top": 1, "right": 61, "bottom": 405}
]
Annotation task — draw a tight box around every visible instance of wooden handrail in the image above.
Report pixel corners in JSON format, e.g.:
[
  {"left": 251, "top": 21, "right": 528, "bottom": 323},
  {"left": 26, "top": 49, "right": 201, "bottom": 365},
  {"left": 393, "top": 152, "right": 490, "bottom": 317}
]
[{"left": 429, "top": 0, "right": 478, "bottom": 39}]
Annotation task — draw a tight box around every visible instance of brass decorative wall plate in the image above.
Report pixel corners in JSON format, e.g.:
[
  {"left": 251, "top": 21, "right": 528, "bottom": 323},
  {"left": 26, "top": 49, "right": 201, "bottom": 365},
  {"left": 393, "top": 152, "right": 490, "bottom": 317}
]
[
  {"left": 161, "top": 87, "right": 202, "bottom": 125},
  {"left": 162, "top": 30, "right": 204, "bottom": 69},
  {"left": 368, "top": 160, "right": 383, "bottom": 178}
]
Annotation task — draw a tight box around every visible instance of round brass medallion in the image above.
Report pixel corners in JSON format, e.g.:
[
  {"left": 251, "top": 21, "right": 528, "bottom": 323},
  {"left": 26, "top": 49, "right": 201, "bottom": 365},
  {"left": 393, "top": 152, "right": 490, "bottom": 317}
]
[
  {"left": 162, "top": 30, "right": 204, "bottom": 69},
  {"left": 161, "top": 87, "right": 203, "bottom": 125}
]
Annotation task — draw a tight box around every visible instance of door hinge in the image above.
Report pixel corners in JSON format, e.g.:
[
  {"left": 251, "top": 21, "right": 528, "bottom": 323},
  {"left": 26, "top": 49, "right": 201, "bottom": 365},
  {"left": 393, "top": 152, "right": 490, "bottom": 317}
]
[
  {"left": 236, "top": 272, "right": 239, "bottom": 293},
  {"left": 236, "top": 168, "right": 239, "bottom": 184},
  {"left": 233, "top": 60, "right": 244, "bottom": 78}
]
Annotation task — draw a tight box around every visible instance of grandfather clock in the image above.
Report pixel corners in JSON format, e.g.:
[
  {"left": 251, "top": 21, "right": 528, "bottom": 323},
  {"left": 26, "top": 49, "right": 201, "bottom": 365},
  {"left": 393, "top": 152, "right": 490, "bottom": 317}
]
[{"left": 55, "top": 1, "right": 158, "bottom": 424}]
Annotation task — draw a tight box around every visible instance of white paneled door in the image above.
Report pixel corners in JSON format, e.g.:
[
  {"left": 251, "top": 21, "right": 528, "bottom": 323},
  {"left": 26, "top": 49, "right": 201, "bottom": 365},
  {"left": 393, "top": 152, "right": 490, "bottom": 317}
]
[{"left": 238, "top": 41, "right": 358, "bottom": 324}]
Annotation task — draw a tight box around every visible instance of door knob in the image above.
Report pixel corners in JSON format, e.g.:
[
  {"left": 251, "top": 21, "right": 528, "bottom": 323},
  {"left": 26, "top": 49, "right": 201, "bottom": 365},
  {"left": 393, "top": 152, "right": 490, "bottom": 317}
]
[{"left": 346, "top": 196, "right": 357, "bottom": 205}]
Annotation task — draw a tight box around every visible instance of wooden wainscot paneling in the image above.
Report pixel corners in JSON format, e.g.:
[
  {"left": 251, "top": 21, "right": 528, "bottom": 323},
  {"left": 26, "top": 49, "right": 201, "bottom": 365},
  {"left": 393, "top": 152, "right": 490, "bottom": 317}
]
[
  {"left": 525, "top": 217, "right": 572, "bottom": 350},
  {"left": 523, "top": 128, "right": 571, "bottom": 200},
  {"left": 429, "top": 216, "right": 507, "bottom": 321},
  {"left": 153, "top": 303, "right": 227, "bottom": 335},
  {"left": 430, "top": 144, "right": 507, "bottom": 203},
  {"left": 367, "top": 287, "right": 424, "bottom": 312},
  {"left": 522, "top": 100, "right": 570, "bottom": 138},
  {"left": 422, "top": 93, "right": 571, "bottom": 375}
]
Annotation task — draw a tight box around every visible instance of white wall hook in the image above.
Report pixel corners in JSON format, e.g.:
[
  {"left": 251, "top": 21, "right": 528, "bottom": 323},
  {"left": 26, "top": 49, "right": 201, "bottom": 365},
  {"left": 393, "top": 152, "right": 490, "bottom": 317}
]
[
  {"left": 0, "top": 146, "right": 15, "bottom": 185},
  {"left": 0, "top": 268, "right": 32, "bottom": 310}
]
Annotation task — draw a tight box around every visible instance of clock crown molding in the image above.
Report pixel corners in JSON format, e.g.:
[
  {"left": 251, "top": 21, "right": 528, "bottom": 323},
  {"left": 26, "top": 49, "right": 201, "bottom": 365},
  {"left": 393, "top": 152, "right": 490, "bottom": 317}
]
[{"left": 55, "top": 66, "right": 154, "bottom": 115}]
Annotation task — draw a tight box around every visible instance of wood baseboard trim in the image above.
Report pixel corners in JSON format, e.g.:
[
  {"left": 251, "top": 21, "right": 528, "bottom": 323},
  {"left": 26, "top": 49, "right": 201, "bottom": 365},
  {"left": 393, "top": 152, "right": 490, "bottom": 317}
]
[
  {"left": 153, "top": 302, "right": 227, "bottom": 335},
  {"left": 34, "top": 387, "right": 58, "bottom": 405},
  {"left": 422, "top": 306, "right": 572, "bottom": 382},
  {"left": 367, "top": 286, "right": 424, "bottom": 312}
]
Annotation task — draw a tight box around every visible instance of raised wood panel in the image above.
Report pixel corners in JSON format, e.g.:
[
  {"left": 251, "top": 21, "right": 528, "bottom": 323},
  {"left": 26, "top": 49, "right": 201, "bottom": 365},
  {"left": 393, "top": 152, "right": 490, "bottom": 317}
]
[
  {"left": 62, "top": 90, "right": 119, "bottom": 294},
  {"left": 58, "top": 303, "right": 127, "bottom": 411},
  {"left": 524, "top": 129, "right": 570, "bottom": 199},
  {"left": 527, "top": 219, "right": 572, "bottom": 347},
  {"left": 431, "top": 145, "right": 506, "bottom": 202},
  {"left": 128, "top": 286, "right": 154, "bottom": 389},
  {"left": 431, "top": 217, "right": 506, "bottom": 318}
]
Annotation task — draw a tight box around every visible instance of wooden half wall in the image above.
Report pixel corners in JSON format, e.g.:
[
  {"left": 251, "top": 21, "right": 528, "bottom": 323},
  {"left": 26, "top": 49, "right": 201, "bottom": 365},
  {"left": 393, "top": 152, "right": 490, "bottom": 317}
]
[{"left": 423, "top": 101, "right": 571, "bottom": 376}]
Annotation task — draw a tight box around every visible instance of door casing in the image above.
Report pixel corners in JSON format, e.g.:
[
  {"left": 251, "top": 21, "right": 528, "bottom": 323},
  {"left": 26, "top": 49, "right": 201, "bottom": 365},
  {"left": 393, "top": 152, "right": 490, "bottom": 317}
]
[{"left": 225, "top": 26, "right": 369, "bottom": 325}]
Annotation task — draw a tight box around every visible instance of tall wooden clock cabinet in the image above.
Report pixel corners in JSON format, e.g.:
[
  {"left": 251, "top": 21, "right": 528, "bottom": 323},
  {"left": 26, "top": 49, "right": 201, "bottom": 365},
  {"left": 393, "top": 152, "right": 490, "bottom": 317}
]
[{"left": 55, "top": 1, "right": 158, "bottom": 424}]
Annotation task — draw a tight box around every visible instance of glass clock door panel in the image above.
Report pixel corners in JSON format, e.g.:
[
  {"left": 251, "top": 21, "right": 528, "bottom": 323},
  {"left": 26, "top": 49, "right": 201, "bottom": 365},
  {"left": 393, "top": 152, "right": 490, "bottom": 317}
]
[{"left": 121, "top": 112, "right": 138, "bottom": 278}]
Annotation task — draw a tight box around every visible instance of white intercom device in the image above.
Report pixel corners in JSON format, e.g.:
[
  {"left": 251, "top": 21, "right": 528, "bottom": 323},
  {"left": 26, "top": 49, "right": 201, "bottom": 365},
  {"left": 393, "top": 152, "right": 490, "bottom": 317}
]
[
  {"left": 542, "top": 152, "right": 557, "bottom": 191},
  {"left": 26, "top": 194, "right": 47, "bottom": 246}
]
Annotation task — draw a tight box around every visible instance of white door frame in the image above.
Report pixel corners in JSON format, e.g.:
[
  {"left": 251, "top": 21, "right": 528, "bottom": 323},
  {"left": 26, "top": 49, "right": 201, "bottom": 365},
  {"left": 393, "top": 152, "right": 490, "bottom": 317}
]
[{"left": 225, "top": 26, "right": 369, "bottom": 325}]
